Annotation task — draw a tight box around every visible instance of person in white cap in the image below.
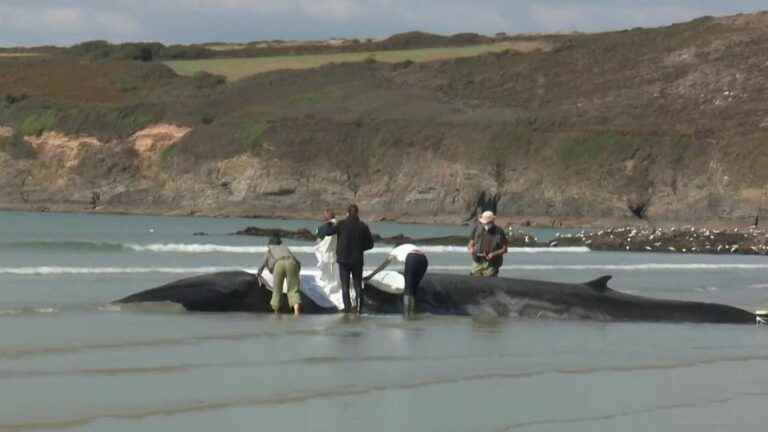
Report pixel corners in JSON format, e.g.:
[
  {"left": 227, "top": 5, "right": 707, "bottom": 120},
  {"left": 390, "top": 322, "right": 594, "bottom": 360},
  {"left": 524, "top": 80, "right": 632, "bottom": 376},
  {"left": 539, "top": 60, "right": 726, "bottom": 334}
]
[{"left": 468, "top": 211, "right": 508, "bottom": 277}]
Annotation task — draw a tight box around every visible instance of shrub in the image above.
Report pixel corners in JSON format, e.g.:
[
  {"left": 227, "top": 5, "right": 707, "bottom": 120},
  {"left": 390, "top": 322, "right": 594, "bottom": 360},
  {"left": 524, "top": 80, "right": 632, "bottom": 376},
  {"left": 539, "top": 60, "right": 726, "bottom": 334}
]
[
  {"left": 192, "top": 71, "right": 227, "bottom": 89},
  {"left": 0, "top": 133, "right": 37, "bottom": 159},
  {"left": 56, "top": 104, "right": 161, "bottom": 139},
  {"left": 3, "top": 93, "right": 28, "bottom": 106},
  {"left": 19, "top": 110, "right": 57, "bottom": 137},
  {"left": 161, "top": 144, "right": 177, "bottom": 162},
  {"left": 237, "top": 122, "right": 268, "bottom": 153}
]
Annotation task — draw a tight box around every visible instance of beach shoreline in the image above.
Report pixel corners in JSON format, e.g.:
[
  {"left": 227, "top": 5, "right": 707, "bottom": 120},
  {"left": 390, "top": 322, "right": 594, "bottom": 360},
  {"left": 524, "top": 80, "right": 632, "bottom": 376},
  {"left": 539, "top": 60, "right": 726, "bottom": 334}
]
[{"left": 0, "top": 202, "right": 761, "bottom": 231}]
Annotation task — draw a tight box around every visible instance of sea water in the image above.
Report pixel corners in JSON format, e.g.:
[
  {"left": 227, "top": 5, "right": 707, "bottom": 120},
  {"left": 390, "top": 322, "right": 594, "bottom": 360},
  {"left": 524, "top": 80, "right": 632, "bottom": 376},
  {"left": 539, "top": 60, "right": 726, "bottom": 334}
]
[{"left": 1, "top": 210, "right": 768, "bottom": 431}]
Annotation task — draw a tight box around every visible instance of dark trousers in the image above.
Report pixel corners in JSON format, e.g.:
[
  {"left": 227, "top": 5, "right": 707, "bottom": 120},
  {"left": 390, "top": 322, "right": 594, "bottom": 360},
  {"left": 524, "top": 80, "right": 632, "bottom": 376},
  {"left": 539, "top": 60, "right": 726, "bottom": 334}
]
[
  {"left": 404, "top": 253, "right": 429, "bottom": 297},
  {"left": 339, "top": 262, "right": 363, "bottom": 313}
]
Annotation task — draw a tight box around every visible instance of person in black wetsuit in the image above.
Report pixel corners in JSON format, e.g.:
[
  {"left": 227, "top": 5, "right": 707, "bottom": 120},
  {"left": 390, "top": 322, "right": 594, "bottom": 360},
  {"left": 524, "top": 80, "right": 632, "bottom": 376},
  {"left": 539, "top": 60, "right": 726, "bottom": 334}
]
[{"left": 326, "top": 204, "right": 374, "bottom": 313}]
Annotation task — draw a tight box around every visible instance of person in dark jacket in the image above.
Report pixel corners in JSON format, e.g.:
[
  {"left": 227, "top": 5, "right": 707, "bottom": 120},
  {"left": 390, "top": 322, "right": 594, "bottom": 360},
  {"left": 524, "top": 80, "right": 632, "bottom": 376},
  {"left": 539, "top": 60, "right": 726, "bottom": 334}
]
[
  {"left": 327, "top": 204, "right": 374, "bottom": 313},
  {"left": 315, "top": 209, "right": 337, "bottom": 239},
  {"left": 468, "top": 211, "right": 508, "bottom": 277}
]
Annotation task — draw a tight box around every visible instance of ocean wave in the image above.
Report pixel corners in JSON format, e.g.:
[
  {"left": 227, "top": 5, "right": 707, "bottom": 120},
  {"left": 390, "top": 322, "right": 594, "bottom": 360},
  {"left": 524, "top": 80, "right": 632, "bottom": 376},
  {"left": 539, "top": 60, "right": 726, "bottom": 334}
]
[
  {"left": 0, "top": 241, "right": 591, "bottom": 254},
  {"left": 0, "top": 307, "right": 58, "bottom": 317},
  {"left": 0, "top": 241, "right": 127, "bottom": 252},
  {"left": 0, "top": 266, "right": 244, "bottom": 275}
]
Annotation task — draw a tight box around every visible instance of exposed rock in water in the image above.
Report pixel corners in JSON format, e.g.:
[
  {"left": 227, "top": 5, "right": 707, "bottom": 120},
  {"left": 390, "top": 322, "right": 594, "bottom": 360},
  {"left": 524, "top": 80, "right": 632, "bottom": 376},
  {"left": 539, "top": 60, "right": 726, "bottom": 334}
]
[
  {"left": 235, "top": 226, "right": 317, "bottom": 241},
  {"left": 233, "top": 226, "right": 548, "bottom": 247}
]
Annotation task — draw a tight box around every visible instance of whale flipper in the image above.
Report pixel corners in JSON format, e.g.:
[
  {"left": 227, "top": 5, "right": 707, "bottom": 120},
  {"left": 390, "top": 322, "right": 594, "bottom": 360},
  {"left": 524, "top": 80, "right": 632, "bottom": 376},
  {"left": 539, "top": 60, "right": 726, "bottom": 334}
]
[{"left": 584, "top": 275, "right": 612, "bottom": 293}]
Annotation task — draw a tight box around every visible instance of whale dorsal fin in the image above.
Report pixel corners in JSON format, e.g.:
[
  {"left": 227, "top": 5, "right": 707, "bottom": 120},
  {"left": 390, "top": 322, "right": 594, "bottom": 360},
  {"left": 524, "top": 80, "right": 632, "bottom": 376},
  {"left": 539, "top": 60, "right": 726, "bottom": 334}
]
[{"left": 584, "top": 276, "right": 612, "bottom": 293}]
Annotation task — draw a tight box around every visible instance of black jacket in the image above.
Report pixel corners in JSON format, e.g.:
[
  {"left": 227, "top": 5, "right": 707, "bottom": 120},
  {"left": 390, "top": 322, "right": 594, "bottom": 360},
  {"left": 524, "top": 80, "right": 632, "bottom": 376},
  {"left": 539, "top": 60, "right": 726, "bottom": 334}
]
[
  {"left": 315, "top": 221, "right": 336, "bottom": 239},
  {"left": 328, "top": 217, "right": 374, "bottom": 265}
]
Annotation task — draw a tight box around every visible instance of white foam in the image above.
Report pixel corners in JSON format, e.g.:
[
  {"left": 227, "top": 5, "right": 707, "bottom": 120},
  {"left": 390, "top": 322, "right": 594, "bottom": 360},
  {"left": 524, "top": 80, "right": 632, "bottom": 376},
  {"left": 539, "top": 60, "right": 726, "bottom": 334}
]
[
  {"left": 0, "top": 307, "right": 58, "bottom": 316},
  {"left": 0, "top": 266, "right": 242, "bottom": 275},
  {"left": 98, "top": 304, "right": 123, "bottom": 312},
  {"left": 0, "top": 309, "right": 22, "bottom": 316},
  {"left": 124, "top": 243, "right": 591, "bottom": 255}
]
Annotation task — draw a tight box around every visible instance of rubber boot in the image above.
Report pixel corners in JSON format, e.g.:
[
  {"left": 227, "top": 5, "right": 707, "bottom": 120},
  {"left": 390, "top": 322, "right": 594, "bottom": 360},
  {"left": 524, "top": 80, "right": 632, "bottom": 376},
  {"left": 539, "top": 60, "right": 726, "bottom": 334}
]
[
  {"left": 355, "top": 287, "right": 363, "bottom": 315},
  {"left": 402, "top": 294, "right": 412, "bottom": 319}
]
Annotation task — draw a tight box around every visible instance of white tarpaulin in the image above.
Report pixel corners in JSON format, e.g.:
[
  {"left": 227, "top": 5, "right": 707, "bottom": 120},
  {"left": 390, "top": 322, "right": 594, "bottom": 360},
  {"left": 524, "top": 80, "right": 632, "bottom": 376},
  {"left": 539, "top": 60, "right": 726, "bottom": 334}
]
[
  {"left": 257, "top": 232, "right": 404, "bottom": 309},
  {"left": 313, "top": 234, "right": 347, "bottom": 310},
  {"left": 261, "top": 268, "right": 405, "bottom": 309}
]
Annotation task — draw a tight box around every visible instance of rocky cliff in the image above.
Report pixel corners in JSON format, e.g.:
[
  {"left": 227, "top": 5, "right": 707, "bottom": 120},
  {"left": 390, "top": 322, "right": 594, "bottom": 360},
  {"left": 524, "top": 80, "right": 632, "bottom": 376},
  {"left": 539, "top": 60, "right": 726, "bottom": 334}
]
[{"left": 3, "top": 13, "right": 768, "bottom": 226}]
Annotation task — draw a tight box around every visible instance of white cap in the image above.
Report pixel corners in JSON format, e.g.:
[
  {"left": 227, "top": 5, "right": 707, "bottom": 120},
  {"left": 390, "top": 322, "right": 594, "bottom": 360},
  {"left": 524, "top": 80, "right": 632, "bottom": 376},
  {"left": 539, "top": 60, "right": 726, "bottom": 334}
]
[{"left": 478, "top": 211, "right": 496, "bottom": 224}]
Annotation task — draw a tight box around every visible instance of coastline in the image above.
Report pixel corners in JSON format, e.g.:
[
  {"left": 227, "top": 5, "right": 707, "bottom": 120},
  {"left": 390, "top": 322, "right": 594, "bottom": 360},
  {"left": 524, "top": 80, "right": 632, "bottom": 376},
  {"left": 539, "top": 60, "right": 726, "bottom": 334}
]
[{"left": 1, "top": 201, "right": 762, "bottom": 231}]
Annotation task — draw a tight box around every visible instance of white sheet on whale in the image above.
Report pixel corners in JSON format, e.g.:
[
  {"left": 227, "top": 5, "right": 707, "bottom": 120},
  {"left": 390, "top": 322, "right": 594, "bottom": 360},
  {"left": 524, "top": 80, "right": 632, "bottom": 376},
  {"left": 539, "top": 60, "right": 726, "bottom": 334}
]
[
  {"left": 258, "top": 269, "right": 405, "bottom": 310},
  {"left": 366, "top": 271, "right": 405, "bottom": 294}
]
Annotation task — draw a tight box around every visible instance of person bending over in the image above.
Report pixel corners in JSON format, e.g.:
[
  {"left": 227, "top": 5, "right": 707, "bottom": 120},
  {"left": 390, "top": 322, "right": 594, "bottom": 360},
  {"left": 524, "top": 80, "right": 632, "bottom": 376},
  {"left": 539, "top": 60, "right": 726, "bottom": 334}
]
[
  {"left": 256, "top": 235, "right": 302, "bottom": 315},
  {"left": 468, "top": 211, "right": 508, "bottom": 277},
  {"left": 364, "top": 243, "right": 428, "bottom": 317},
  {"left": 327, "top": 204, "right": 374, "bottom": 313}
]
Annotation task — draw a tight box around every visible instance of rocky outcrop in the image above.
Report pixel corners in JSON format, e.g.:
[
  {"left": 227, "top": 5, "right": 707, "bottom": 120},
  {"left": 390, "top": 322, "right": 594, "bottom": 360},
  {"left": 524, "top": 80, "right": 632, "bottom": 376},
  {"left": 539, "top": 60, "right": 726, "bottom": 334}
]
[{"left": 232, "top": 226, "right": 547, "bottom": 247}]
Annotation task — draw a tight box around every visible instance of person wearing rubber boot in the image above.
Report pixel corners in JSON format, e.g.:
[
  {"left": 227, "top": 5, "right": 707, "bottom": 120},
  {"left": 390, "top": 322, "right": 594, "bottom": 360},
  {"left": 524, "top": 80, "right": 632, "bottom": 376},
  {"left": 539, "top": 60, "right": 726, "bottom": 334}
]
[
  {"left": 326, "top": 204, "right": 374, "bottom": 314},
  {"left": 468, "top": 211, "right": 508, "bottom": 277},
  {"left": 364, "top": 243, "right": 428, "bottom": 318},
  {"left": 256, "top": 235, "right": 302, "bottom": 315}
]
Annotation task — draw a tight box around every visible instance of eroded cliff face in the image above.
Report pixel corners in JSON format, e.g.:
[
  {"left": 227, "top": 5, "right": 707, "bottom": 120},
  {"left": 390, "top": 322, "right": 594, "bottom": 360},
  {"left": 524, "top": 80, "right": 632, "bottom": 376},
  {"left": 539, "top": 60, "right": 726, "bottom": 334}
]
[
  {"left": 4, "top": 14, "right": 768, "bottom": 226},
  {"left": 0, "top": 121, "right": 494, "bottom": 221},
  {"left": 0, "top": 118, "right": 762, "bottom": 227}
]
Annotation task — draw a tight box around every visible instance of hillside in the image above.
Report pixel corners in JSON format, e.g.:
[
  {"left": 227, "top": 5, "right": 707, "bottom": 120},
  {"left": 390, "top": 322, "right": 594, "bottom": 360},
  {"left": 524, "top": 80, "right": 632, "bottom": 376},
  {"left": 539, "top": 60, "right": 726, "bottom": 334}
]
[
  {"left": 2, "top": 13, "right": 768, "bottom": 226},
  {"left": 165, "top": 41, "right": 549, "bottom": 81}
]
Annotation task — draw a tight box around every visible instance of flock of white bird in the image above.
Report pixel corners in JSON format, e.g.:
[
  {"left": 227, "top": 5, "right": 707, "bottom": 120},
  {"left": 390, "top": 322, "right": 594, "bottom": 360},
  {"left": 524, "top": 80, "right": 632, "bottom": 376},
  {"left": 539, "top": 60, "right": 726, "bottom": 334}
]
[{"left": 549, "top": 226, "right": 768, "bottom": 255}]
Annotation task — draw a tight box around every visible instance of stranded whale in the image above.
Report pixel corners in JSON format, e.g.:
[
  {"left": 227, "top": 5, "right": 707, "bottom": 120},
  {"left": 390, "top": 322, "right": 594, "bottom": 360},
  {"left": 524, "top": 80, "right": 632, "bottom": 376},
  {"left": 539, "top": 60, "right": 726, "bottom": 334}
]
[{"left": 115, "top": 271, "right": 756, "bottom": 324}]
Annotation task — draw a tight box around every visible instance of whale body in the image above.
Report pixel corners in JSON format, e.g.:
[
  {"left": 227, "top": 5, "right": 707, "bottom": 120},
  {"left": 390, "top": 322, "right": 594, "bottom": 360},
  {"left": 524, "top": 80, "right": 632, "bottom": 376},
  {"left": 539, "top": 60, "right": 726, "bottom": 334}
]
[{"left": 115, "top": 271, "right": 756, "bottom": 324}]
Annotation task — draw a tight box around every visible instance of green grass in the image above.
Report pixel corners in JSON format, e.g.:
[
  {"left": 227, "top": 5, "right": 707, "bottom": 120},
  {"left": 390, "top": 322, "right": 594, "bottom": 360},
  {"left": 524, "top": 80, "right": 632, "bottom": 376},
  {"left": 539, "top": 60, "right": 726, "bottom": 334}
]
[
  {"left": 558, "top": 132, "right": 643, "bottom": 164},
  {"left": 55, "top": 104, "right": 160, "bottom": 139},
  {"left": 165, "top": 42, "right": 533, "bottom": 81}
]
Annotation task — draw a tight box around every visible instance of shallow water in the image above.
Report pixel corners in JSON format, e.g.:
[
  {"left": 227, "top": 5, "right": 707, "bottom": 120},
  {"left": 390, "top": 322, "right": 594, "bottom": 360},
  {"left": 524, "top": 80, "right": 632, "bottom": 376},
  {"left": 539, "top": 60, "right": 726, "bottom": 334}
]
[{"left": 1, "top": 211, "right": 768, "bottom": 431}]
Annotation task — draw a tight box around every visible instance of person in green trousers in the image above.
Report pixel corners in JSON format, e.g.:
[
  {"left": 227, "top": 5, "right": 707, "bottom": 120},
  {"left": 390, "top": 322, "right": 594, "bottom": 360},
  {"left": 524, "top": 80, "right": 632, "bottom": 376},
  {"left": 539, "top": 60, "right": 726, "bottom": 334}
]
[{"left": 256, "top": 235, "right": 302, "bottom": 315}]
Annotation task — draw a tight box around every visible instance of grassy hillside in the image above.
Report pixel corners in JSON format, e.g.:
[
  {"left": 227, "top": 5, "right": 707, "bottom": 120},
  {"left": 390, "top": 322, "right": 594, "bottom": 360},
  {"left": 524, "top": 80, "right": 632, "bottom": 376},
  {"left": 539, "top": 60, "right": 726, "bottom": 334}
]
[
  {"left": 2, "top": 13, "right": 768, "bottom": 224},
  {"left": 165, "top": 41, "right": 549, "bottom": 81}
]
